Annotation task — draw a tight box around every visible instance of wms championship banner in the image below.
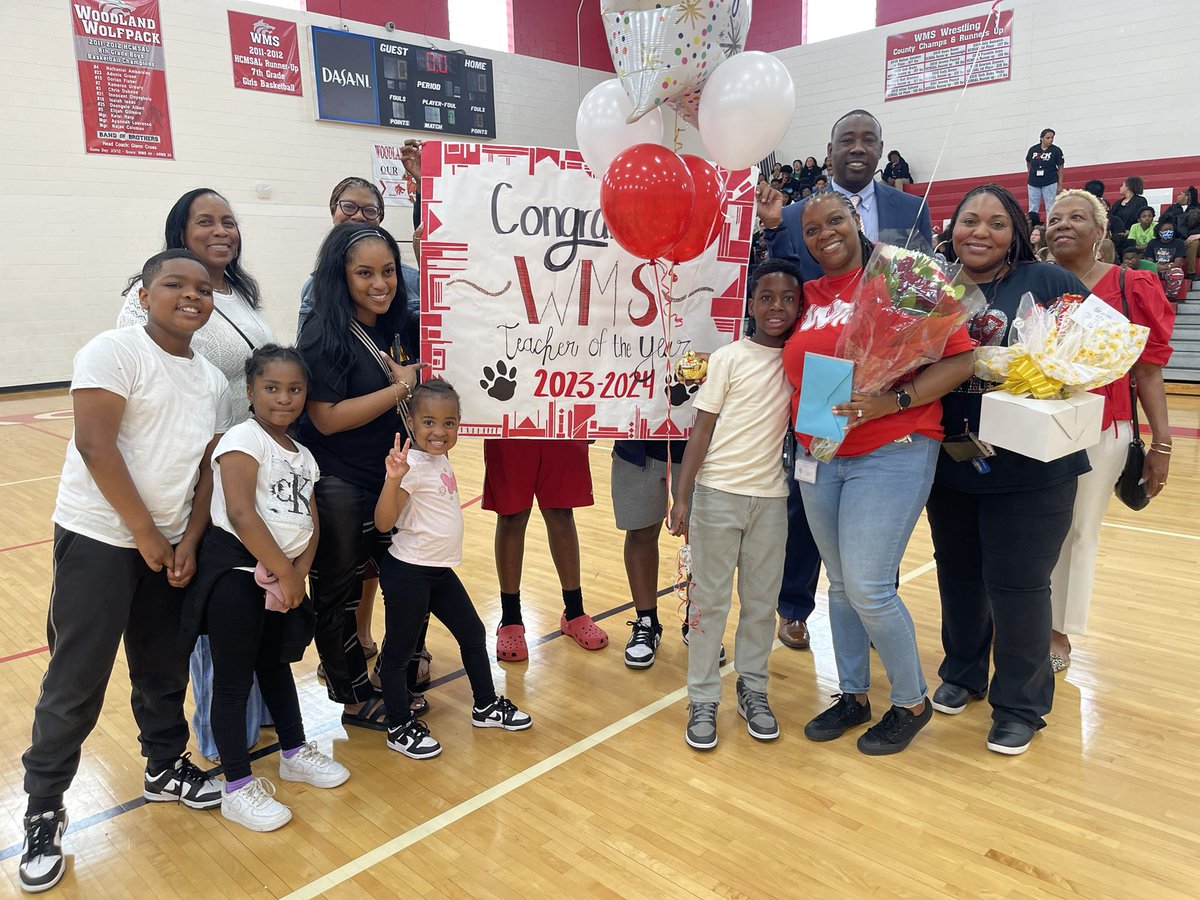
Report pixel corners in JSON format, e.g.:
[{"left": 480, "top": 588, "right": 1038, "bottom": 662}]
[{"left": 419, "top": 143, "right": 754, "bottom": 439}]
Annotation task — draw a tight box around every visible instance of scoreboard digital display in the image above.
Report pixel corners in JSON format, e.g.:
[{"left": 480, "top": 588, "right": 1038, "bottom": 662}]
[{"left": 311, "top": 26, "right": 496, "bottom": 138}]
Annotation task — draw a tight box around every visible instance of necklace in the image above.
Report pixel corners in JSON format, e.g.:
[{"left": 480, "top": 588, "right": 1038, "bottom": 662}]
[
  {"left": 830, "top": 268, "right": 864, "bottom": 301},
  {"left": 1077, "top": 258, "right": 1102, "bottom": 287}
]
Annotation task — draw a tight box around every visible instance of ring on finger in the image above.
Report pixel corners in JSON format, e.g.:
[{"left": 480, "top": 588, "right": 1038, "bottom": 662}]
[{"left": 856, "top": 408, "right": 864, "bottom": 419}]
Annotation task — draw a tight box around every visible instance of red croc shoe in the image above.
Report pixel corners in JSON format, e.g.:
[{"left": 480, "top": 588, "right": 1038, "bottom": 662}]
[
  {"left": 560, "top": 614, "right": 609, "bottom": 651},
  {"left": 496, "top": 624, "right": 528, "bottom": 662}
]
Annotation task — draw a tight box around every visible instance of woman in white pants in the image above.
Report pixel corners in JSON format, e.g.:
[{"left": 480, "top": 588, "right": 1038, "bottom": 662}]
[{"left": 1045, "top": 190, "right": 1175, "bottom": 670}]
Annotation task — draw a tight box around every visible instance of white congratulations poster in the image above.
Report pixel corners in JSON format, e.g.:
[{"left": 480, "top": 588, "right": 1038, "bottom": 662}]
[{"left": 419, "top": 142, "right": 754, "bottom": 439}]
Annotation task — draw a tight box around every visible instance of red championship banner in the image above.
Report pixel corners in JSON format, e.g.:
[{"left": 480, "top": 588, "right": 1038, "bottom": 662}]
[
  {"left": 884, "top": 10, "right": 1013, "bottom": 101},
  {"left": 227, "top": 11, "right": 302, "bottom": 96},
  {"left": 69, "top": 0, "right": 173, "bottom": 159},
  {"left": 420, "top": 142, "right": 754, "bottom": 440}
]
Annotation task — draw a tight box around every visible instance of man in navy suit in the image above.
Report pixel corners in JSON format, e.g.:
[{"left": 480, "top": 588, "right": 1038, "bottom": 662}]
[{"left": 755, "top": 109, "right": 932, "bottom": 651}]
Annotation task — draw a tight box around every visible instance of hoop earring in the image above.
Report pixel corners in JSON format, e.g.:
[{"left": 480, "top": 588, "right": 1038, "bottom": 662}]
[{"left": 1092, "top": 241, "right": 1101, "bottom": 260}]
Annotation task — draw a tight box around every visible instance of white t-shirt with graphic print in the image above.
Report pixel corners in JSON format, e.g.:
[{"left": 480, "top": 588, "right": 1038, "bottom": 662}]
[
  {"left": 387, "top": 449, "right": 464, "bottom": 568},
  {"left": 211, "top": 418, "right": 320, "bottom": 561}
]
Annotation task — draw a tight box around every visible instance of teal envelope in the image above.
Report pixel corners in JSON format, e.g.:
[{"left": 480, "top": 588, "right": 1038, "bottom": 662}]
[{"left": 796, "top": 353, "right": 854, "bottom": 440}]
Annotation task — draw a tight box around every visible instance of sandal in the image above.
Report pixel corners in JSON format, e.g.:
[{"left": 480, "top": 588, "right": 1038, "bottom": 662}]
[
  {"left": 362, "top": 641, "right": 379, "bottom": 661},
  {"left": 414, "top": 649, "right": 433, "bottom": 689},
  {"left": 560, "top": 613, "right": 608, "bottom": 651},
  {"left": 496, "top": 624, "right": 528, "bottom": 662},
  {"left": 340, "top": 694, "right": 389, "bottom": 731},
  {"left": 411, "top": 693, "right": 429, "bottom": 716},
  {"left": 1050, "top": 652, "right": 1070, "bottom": 673}
]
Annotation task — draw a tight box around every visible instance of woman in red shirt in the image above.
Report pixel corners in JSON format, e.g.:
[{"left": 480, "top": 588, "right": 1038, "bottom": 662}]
[
  {"left": 1045, "top": 190, "right": 1174, "bottom": 670},
  {"left": 788, "top": 190, "right": 976, "bottom": 756}
]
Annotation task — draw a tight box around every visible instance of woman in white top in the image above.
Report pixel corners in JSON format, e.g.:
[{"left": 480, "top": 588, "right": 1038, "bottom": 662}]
[
  {"left": 118, "top": 189, "right": 276, "bottom": 422},
  {"left": 117, "top": 188, "right": 277, "bottom": 759}
]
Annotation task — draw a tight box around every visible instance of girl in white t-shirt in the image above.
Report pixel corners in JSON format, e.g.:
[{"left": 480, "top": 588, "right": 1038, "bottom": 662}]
[
  {"left": 188, "top": 346, "right": 349, "bottom": 833},
  {"left": 374, "top": 379, "right": 533, "bottom": 759}
]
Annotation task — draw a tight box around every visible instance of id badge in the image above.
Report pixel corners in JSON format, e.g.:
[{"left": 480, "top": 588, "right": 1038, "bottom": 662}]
[
  {"left": 794, "top": 453, "right": 818, "bottom": 484},
  {"left": 942, "top": 432, "right": 995, "bottom": 463},
  {"left": 1035, "top": 168, "right": 1045, "bottom": 177}
]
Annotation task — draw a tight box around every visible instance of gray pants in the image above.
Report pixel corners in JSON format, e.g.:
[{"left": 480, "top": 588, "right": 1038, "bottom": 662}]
[{"left": 686, "top": 484, "right": 787, "bottom": 704}]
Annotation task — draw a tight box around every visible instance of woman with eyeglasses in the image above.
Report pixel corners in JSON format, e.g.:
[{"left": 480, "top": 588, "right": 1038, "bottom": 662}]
[{"left": 297, "top": 178, "right": 420, "bottom": 338}]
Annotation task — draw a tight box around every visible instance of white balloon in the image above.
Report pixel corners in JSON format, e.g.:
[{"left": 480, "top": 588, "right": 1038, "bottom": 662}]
[
  {"left": 576, "top": 79, "right": 666, "bottom": 176},
  {"left": 698, "top": 52, "right": 796, "bottom": 170}
]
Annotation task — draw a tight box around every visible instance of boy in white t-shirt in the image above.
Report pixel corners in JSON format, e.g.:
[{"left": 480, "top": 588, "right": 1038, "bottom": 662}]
[
  {"left": 373, "top": 380, "right": 532, "bottom": 760},
  {"left": 668, "top": 259, "right": 802, "bottom": 751},
  {"left": 20, "top": 250, "right": 233, "bottom": 893}
]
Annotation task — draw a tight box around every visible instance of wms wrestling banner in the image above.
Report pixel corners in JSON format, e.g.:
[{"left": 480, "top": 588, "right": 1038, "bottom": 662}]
[{"left": 419, "top": 142, "right": 754, "bottom": 439}]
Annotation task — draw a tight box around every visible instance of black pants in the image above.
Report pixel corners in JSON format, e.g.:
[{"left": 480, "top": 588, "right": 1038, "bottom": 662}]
[
  {"left": 207, "top": 570, "right": 306, "bottom": 781},
  {"left": 308, "top": 475, "right": 390, "bottom": 704},
  {"left": 777, "top": 473, "right": 821, "bottom": 621},
  {"left": 377, "top": 555, "right": 494, "bottom": 725},
  {"left": 23, "top": 527, "right": 190, "bottom": 808},
  {"left": 926, "top": 478, "right": 1077, "bottom": 729}
]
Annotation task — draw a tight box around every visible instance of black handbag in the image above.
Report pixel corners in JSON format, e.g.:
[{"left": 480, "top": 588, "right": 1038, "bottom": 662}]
[{"left": 1113, "top": 270, "right": 1150, "bottom": 510}]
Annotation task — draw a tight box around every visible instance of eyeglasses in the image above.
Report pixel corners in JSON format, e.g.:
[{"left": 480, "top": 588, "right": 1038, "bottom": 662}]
[{"left": 336, "top": 199, "right": 382, "bottom": 221}]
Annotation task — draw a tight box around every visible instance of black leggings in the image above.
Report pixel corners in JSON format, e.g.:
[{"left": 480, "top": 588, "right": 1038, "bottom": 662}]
[
  {"left": 378, "top": 555, "right": 494, "bottom": 725},
  {"left": 208, "top": 570, "right": 306, "bottom": 781}
]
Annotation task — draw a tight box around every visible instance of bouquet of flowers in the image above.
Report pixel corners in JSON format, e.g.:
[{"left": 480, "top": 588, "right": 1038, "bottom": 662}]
[
  {"left": 974, "top": 293, "right": 1148, "bottom": 397},
  {"left": 808, "top": 244, "right": 986, "bottom": 462}
]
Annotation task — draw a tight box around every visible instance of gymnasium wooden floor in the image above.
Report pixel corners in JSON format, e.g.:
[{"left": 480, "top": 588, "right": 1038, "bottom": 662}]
[{"left": 0, "top": 388, "right": 1197, "bottom": 898}]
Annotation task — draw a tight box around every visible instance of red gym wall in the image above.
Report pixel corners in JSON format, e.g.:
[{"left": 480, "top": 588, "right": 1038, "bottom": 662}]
[
  {"left": 305, "top": 1, "right": 451, "bottom": 39},
  {"left": 746, "top": 0, "right": 806, "bottom": 52},
  {"left": 875, "top": 0, "right": 979, "bottom": 27}
]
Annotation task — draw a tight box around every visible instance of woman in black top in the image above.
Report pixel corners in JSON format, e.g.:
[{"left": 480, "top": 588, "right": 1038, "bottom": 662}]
[
  {"left": 925, "top": 184, "right": 1089, "bottom": 757},
  {"left": 795, "top": 156, "right": 822, "bottom": 189},
  {"left": 1108, "top": 176, "right": 1149, "bottom": 249},
  {"left": 882, "top": 151, "right": 913, "bottom": 188},
  {"left": 296, "top": 223, "right": 422, "bottom": 728}
]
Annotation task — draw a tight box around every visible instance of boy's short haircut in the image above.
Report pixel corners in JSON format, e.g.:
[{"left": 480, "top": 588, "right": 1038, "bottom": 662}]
[
  {"left": 142, "top": 248, "right": 205, "bottom": 286},
  {"left": 749, "top": 258, "right": 803, "bottom": 295}
]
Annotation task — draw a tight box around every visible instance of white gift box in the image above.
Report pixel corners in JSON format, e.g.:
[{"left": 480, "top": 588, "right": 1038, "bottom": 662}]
[{"left": 978, "top": 391, "right": 1104, "bottom": 463}]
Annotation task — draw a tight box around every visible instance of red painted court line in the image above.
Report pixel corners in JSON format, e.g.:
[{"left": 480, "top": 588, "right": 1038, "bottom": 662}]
[
  {"left": 1140, "top": 424, "right": 1200, "bottom": 439},
  {"left": 21, "top": 423, "right": 70, "bottom": 442},
  {"left": 461, "top": 493, "right": 483, "bottom": 509},
  {"left": 0, "top": 538, "right": 52, "bottom": 554},
  {"left": 0, "top": 646, "right": 49, "bottom": 664}
]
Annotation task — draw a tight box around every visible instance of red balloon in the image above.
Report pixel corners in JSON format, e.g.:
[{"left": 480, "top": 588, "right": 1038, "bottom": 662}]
[
  {"left": 665, "top": 155, "right": 724, "bottom": 264},
  {"left": 600, "top": 144, "right": 694, "bottom": 260}
]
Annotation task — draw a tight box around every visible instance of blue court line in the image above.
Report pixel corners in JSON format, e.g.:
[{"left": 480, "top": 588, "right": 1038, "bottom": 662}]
[{"left": 1, "top": 588, "right": 680, "bottom": 861}]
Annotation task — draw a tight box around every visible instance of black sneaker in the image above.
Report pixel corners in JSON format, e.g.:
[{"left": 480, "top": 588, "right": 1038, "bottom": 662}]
[
  {"left": 986, "top": 720, "right": 1035, "bottom": 756},
  {"left": 681, "top": 622, "right": 726, "bottom": 665},
  {"left": 19, "top": 808, "right": 67, "bottom": 893},
  {"left": 931, "top": 682, "right": 985, "bottom": 715},
  {"left": 144, "top": 753, "right": 222, "bottom": 809},
  {"left": 857, "top": 702, "right": 933, "bottom": 755},
  {"left": 624, "top": 616, "right": 662, "bottom": 669},
  {"left": 804, "top": 694, "right": 872, "bottom": 742},
  {"left": 472, "top": 696, "right": 533, "bottom": 731},
  {"left": 387, "top": 717, "right": 443, "bottom": 759}
]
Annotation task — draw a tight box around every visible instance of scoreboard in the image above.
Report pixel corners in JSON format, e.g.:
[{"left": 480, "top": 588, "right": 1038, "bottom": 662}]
[{"left": 312, "top": 26, "right": 496, "bottom": 138}]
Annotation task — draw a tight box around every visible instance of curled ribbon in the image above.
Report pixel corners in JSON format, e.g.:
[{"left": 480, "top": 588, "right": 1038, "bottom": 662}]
[{"left": 997, "top": 355, "right": 1063, "bottom": 399}]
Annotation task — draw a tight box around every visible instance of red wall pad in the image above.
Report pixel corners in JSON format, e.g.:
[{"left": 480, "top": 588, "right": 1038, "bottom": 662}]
[
  {"left": 511, "top": 0, "right": 614, "bottom": 71},
  {"left": 306, "top": 1, "right": 450, "bottom": 40}
]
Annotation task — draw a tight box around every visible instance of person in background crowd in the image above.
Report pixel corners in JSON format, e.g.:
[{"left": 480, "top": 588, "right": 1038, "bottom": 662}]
[
  {"left": 1025, "top": 128, "right": 1064, "bottom": 217},
  {"left": 1143, "top": 218, "right": 1189, "bottom": 299},
  {"left": 1127, "top": 207, "right": 1156, "bottom": 251},
  {"left": 813, "top": 175, "right": 829, "bottom": 191},
  {"left": 1162, "top": 186, "right": 1197, "bottom": 231},
  {"left": 1044, "top": 190, "right": 1174, "bottom": 672},
  {"left": 927, "top": 184, "right": 1089, "bottom": 757},
  {"left": 297, "top": 177, "right": 424, "bottom": 687},
  {"left": 788, "top": 191, "right": 975, "bottom": 756},
  {"left": 755, "top": 109, "right": 933, "bottom": 654},
  {"left": 117, "top": 188, "right": 276, "bottom": 764},
  {"left": 1121, "top": 245, "right": 1159, "bottom": 272},
  {"left": 1097, "top": 237, "right": 1116, "bottom": 264},
  {"left": 882, "top": 150, "right": 913, "bottom": 188},
  {"left": 1183, "top": 208, "right": 1200, "bottom": 275},
  {"left": 1083, "top": 179, "right": 1107, "bottom": 205},
  {"left": 1109, "top": 176, "right": 1149, "bottom": 249},
  {"left": 295, "top": 223, "right": 424, "bottom": 731}
]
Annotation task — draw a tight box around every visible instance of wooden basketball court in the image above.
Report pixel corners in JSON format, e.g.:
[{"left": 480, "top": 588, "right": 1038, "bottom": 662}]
[{"left": 1, "top": 388, "right": 1197, "bottom": 898}]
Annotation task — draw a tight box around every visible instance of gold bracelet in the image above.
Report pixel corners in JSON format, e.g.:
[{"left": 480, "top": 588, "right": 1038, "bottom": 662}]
[
  {"left": 392, "top": 383, "right": 404, "bottom": 415},
  {"left": 1149, "top": 445, "right": 1172, "bottom": 456}
]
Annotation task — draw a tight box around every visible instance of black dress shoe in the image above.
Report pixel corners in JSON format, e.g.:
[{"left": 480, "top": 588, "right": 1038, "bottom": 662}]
[
  {"left": 986, "top": 720, "right": 1035, "bottom": 755},
  {"left": 931, "top": 682, "right": 985, "bottom": 715}
]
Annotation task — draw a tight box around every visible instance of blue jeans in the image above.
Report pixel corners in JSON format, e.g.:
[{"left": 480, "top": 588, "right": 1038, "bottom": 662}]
[
  {"left": 1027, "top": 182, "right": 1058, "bottom": 216},
  {"left": 798, "top": 436, "right": 939, "bottom": 707}
]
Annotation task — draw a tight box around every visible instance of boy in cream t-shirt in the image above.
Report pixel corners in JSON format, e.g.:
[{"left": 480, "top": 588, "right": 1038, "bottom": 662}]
[{"left": 668, "top": 259, "right": 802, "bottom": 751}]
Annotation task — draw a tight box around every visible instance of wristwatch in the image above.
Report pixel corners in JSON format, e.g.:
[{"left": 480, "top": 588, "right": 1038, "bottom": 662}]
[{"left": 893, "top": 388, "right": 912, "bottom": 410}]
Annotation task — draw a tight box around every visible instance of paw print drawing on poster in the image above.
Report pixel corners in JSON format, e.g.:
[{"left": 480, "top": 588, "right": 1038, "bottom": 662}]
[
  {"left": 481, "top": 361, "right": 518, "bottom": 401},
  {"left": 668, "top": 381, "right": 700, "bottom": 407}
]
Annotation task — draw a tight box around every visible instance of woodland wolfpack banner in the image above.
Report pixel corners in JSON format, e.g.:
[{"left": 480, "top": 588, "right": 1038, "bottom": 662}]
[
  {"left": 419, "top": 142, "right": 755, "bottom": 440},
  {"left": 69, "top": 0, "right": 174, "bottom": 158}
]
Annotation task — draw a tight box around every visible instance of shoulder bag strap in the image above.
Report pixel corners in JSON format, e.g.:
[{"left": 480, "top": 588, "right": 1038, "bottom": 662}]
[
  {"left": 1117, "top": 269, "right": 1142, "bottom": 440},
  {"left": 211, "top": 295, "right": 257, "bottom": 350},
  {"left": 348, "top": 320, "right": 410, "bottom": 422}
]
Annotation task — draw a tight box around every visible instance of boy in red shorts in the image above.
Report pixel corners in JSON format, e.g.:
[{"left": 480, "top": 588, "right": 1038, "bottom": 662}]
[{"left": 483, "top": 439, "right": 608, "bottom": 660}]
